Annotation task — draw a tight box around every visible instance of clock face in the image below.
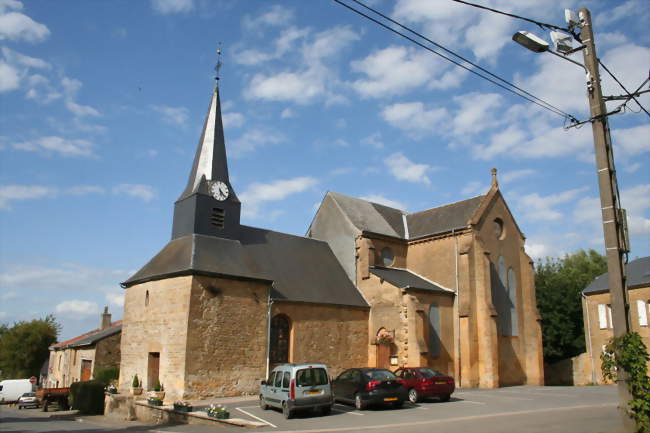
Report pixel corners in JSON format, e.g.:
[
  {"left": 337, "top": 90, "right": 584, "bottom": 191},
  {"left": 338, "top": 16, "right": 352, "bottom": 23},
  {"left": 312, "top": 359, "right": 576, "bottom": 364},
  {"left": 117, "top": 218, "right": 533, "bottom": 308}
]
[{"left": 211, "top": 181, "right": 229, "bottom": 201}]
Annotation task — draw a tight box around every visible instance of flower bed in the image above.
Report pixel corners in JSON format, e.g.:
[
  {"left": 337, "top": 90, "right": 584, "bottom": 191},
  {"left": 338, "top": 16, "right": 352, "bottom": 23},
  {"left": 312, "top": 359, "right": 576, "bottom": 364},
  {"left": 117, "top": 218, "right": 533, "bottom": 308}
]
[
  {"left": 206, "top": 403, "right": 229, "bottom": 419},
  {"left": 147, "top": 397, "right": 163, "bottom": 406},
  {"left": 173, "top": 401, "right": 193, "bottom": 413}
]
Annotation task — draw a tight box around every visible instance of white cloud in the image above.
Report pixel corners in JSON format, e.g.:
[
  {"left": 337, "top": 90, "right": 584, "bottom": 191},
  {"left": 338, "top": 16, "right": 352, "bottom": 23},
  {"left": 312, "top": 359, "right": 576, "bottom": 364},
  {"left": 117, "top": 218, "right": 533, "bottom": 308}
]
[
  {"left": 360, "top": 194, "right": 406, "bottom": 210},
  {"left": 150, "top": 0, "right": 193, "bottom": 14},
  {"left": 0, "top": 263, "right": 128, "bottom": 293},
  {"left": 230, "top": 128, "right": 284, "bottom": 157},
  {"left": 233, "top": 26, "right": 309, "bottom": 66},
  {"left": 461, "top": 181, "right": 486, "bottom": 196},
  {"left": 0, "top": 291, "right": 17, "bottom": 300},
  {"left": 621, "top": 184, "right": 650, "bottom": 236},
  {"left": 240, "top": 176, "right": 318, "bottom": 218},
  {"left": 452, "top": 93, "right": 503, "bottom": 135},
  {"left": 280, "top": 108, "right": 294, "bottom": 119},
  {"left": 500, "top": 169, "right": 536, "bottom": 184},
  {"left": 525, "top": 241, "right": 554, "bottom": 261},
  {"left": 55, "top": 300, "right": 99, "bottom": 316},
  {"left": 65, "top": 185, "right": 105, "bottom": 195},
  {"left": 65, "top": 100, "right": 100, "bottom": 117},
  {"left": 517, "top": 187, "right": 589, "bottom": 222},
  {"left": 106, "top": 292, "right": 124, "bottom": 307},
  {"left": 0, "top": 185, "right": 55, "bottom": 209},
  {"left": 351, "top": 45, "right": 459, "bottom": 98},
  {"left": 595, "top": 0, "right": 647, "bottom": 26},
  {"left": 222, "top": 112, "right": 244, "bottom": 129},
  {"left": 0, "top": 60, "right": 19, "bottom": 91},
  {"left": 112, "top": 184, "right": 156, "bottom": 202},
  {"left": 381, "top": 102, "right": 448, "bottom": 136},
  {"left": 613, "top": 124, "right": 650, "bottom": 157},
  {"left": 12, "top": 136, "right": 95, "bottom": 157},
  {"left": 1, "top": 47, "right": 49, "bottom": 69},
  {"left": 384, "top": 152, "right": 432, "bottom": 185},
  {"left": 0, "top": 1, "right": 50, "bottom": 43},
  {"left": 242, "top": 4, "right": 293, "bottom": 30},
  {"left": 151, "top": 104, "right": 188, "bottom": 126},
  {"left": 244, "top": 26, "right": 359, "bottom": 105},
  {"left": 361, "top": 133, "right": 384, "bottom": 149},
  {"left": 61, "top": 76, "right": 100, "bottom": 117}
]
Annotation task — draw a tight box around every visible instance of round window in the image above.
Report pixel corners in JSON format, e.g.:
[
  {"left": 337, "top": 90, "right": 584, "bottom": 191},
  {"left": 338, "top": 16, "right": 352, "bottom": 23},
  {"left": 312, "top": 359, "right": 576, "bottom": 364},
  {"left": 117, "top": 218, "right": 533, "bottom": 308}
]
[
  {"left": 380, "top": 247, "right": 395, "bottom": 267},
  {"left": 493, "top": 218, "right": 505, "bottom": 239}
]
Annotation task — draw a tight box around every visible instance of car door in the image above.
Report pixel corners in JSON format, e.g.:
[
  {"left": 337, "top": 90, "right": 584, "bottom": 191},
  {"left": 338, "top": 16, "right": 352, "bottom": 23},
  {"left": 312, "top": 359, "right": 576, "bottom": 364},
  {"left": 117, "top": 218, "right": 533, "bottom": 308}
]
[
  {"left": 262, "top": 371, "right": 276, "bottom": 406},
  {"left": 333, "top": 369, "right": 354, "bottom": 402},
  {"left": 401, "top": 368, "right": 418, "bottom": 390}
]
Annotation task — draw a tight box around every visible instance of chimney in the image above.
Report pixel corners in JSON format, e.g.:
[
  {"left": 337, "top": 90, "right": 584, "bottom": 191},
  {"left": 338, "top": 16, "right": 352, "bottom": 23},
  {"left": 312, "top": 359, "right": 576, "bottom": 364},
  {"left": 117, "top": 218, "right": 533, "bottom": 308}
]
[{"left": 100, "top": 306, "right": 112, "bottom": 330}]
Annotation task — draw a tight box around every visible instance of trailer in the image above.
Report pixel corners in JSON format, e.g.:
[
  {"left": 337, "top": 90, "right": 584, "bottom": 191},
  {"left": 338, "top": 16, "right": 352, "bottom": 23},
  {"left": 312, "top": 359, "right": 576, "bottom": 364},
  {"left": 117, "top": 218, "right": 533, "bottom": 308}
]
[{"left": 36, "top": 387, "right": 70, "bottom": 412}]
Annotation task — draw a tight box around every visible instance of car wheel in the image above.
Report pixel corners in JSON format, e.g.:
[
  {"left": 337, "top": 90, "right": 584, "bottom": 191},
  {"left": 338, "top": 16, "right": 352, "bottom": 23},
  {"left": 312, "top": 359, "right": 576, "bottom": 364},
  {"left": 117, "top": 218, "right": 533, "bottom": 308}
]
[
  {"left": 440, "top": 394, "right": 451, "bottom": 402},
  {"left": 408, "top": 388, "right": 419, "bottom": 404},
  {"left": 259, "top": 395, "right": 268, "bottom": 410},
  {"left": 354, "top": 394, "right": 366, "bottom": 411},
  {"left": 282, "top": 401, "right": 293, "bottom": 419}
]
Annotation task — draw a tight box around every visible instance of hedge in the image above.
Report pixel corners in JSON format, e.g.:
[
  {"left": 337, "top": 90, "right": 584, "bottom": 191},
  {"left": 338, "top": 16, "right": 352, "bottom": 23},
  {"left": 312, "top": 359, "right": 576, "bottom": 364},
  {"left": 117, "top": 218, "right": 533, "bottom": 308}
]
[{"left": 70, "top": 380, "right": 105, "bottom": 415}]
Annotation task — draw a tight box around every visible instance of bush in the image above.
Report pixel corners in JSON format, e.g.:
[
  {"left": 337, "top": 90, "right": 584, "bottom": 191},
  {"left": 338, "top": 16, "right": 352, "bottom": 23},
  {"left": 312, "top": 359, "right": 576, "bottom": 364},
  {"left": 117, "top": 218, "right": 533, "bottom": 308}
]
[
  {"left": 132, "top": 374, "right": 140, "bottom": 388},
  {"left": 70, "top": 381, "right": 105, "bottom": 415},
  {"left": 93, "top": 366, "right": 119, "bottom": 386}
]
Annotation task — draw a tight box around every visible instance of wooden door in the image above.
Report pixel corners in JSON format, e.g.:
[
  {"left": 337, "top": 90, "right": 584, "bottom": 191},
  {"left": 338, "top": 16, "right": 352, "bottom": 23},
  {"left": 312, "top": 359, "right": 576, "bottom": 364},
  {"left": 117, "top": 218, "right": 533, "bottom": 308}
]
[
  {"left": 81, "top": 360, "right": 92, "bottom": 381},
  {"left": 147, "top": 352, "right": 160, "bottom": 390},
  {"left": 376, "top": 344, "right": 390, "bottom": 369}
]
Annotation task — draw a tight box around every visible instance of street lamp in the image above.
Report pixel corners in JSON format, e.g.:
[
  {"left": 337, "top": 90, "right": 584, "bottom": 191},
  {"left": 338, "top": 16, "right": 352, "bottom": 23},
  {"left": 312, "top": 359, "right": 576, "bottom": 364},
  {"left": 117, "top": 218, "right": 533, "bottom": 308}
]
[{"left": 513, "top": 8, "right": 633, "bottom": 432}]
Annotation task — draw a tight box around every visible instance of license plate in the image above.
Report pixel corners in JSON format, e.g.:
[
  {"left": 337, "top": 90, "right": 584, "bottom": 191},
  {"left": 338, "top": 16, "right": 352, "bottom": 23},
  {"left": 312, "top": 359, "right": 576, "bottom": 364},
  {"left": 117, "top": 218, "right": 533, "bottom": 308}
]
[
  {"left": 384, "top": 397, "right": 398, "bottom": 402},
  {"left": 435, "top": 381, "right": 446, "bottom": 384},
  {"left": 307, "top": 390, "right": 320, "bottom": 395}
]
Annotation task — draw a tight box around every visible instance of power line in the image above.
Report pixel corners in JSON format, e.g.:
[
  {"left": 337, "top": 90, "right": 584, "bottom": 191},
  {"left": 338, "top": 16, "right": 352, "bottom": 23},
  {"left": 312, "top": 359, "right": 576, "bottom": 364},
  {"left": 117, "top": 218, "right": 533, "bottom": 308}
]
[
  {"left": 450, "top": 0, "right": 568, "bottom": 32},
  {"left": 333, "top": 0, "right": 578, "bottom": 122},
  {"left": 598, "top": 59, "right": 650, "bottom": 118}
]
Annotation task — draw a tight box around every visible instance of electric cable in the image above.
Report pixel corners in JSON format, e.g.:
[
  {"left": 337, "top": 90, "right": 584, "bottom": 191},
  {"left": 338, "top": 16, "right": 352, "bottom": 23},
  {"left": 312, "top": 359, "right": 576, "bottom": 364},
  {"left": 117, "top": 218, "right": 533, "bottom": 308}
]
[
  {"left": 598, "top": 60, "right": 650, "bottom": 118},
  {"left": 346, "top": 0, "right": 577, "bottom": 123},
  {"left": 450, "top": 0, "right": 568, "bottom": 32},
  {"left": 333, "top": 0, "right": 578, "bottom": 123}
]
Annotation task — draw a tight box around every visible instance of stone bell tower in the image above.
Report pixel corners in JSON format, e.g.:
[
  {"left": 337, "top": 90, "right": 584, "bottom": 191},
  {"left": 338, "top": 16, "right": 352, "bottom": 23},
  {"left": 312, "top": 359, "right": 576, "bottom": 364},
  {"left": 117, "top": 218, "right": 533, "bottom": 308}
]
[{"left": 171, "top": 85, "right": 241, "bottom": 241}]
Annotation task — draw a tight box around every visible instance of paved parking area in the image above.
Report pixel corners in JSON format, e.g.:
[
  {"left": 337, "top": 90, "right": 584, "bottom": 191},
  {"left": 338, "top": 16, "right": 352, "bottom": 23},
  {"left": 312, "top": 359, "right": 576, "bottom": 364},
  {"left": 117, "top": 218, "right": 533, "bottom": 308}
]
[
  {"left": 195, "top": 385, "right": 622, "bottom": 433},
  {"left": 0, "top": 385, "right": 624, "bottom": 433}
]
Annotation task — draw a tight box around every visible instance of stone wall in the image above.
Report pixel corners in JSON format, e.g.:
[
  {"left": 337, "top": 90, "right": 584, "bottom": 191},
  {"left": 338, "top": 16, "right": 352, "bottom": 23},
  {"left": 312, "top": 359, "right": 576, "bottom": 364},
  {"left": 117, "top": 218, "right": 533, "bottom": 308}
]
[
  {"left": 94, "top": 331, "right": 121, "bottom": 372},
  {"left": 544, "top": 352, "right": 595, "bottom": 386},
  {"left": 272, "top": 302, "right": 369, "bottom": 379},
  {"left": 183, "top": 276, "right": 269, "bottom": 399},
  {"left": 119, "top": 276, "right": 193, "bottom": 402}
]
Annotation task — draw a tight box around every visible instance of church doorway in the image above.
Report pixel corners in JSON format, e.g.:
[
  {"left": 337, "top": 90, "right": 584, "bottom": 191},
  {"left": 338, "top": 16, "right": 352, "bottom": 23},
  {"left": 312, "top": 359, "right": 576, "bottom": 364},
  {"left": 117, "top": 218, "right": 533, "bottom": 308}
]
[
  {"left": 269, "top": 314, "right": 291, "bottom": 364},
  {"left": 147, "top": 352, "right": 160, "bottom": 390}
]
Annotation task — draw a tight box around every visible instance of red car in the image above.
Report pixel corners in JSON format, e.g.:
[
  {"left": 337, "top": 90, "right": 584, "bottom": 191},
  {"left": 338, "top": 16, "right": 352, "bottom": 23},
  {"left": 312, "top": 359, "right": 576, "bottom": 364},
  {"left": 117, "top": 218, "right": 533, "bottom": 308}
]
[{"left": 394, "top": 367, "right": 455, "bottom": 403}]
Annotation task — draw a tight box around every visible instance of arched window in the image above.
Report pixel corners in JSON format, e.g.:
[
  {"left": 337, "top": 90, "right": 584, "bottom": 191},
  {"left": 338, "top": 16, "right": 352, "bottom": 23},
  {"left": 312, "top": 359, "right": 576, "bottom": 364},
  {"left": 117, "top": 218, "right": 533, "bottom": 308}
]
[
  {"left": 507, "top": 268, "right": 518, "bottom": 336},
  {"left": 428, "top": 304, "right": 441, "bottom": 357},
  {"left": 270, "top": 315, "right": 291, "bottom": 364}
]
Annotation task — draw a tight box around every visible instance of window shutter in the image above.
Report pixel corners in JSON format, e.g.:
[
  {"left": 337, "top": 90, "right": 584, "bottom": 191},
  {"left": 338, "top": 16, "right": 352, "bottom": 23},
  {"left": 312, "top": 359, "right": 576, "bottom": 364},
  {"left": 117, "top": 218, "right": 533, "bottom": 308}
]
[
  {"left": 607, "top": 305, "right": 613, "bottom": 328},
  {"left": 598, "top": 304, "right": 607, "bottom": 329},
  {"left": 637, "top": 300, "right": 648, "bottom": 327}
]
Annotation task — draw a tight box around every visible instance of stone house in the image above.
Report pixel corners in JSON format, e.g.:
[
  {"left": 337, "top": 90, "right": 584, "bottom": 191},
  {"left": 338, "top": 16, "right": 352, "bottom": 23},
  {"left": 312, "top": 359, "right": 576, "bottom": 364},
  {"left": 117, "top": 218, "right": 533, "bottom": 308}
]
[
  {"left": 307, "top": 174, "right": 544, "bottom": 388},
  {"left": 581, "top": 256, "right": 650, "bottom": 384},
  {"left": 118, "top": 82, "right": 543, "bottom": 401},
  {"left": 47, "top": 307, "right": 121, "bottom": 387}
]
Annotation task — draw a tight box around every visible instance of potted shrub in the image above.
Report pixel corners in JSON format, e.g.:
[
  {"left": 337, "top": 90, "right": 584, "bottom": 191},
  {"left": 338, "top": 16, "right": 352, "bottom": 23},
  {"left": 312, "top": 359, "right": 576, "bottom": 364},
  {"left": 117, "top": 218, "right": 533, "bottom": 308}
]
[
  {"left": 149, "top": 379, "right": 165, "bottom": 400},
  {"left": 147, "top": 396, "right": 163, "bottom": 406},
  {"left": 106, "top": 382, "right": 118, "bottom": 394},
  {"left": 173, "top": 400, "right": 193, "bottom": 413},
  {"left": 206, "top": 403, "right": 229, "bottom": 419},
  {"left": 131, "top": 375, "right": 143, "bottom": 396}
]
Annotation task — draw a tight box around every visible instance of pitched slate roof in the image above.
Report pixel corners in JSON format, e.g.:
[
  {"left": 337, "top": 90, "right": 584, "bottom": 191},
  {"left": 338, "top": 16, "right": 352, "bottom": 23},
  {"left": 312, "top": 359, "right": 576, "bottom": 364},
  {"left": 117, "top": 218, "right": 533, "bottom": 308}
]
[
  {"left": 370, "top": 266, "right": 453, "bottom": 294},
  {"left": 583, "top": 256, "right": 650, "bottom": 295},
  {"left": 122, "top": 227, "right": 369, "bottom": 308},
  {"left": 327, "top": 191, "right": 485, "bottom": 240},
  {"left": 52, "top": 321, "right": 122, "bottom": 350}
]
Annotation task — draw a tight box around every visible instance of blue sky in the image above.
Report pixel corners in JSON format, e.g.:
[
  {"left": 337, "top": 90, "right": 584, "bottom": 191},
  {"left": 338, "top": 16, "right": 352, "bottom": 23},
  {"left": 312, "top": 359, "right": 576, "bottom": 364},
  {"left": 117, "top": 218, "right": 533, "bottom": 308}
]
[{"left": 1, "top": 0, "right": 648, "bottom": 340}]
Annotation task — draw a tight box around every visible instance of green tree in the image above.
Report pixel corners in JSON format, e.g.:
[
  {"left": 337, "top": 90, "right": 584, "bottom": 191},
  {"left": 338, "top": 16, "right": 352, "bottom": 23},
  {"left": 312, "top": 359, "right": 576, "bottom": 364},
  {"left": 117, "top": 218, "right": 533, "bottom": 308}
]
[
  {"left": 0, "top": 315, "right": 60, "bottom": 379},
  {"left": 535, "top": 249, "right": 607, "bottom": 364}
]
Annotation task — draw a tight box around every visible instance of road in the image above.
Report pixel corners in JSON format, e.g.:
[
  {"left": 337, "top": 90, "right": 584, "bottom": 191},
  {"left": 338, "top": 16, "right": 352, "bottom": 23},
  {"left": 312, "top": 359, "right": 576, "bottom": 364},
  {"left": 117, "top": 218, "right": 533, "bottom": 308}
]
[{"left": 0, "top": 385, "right": 623, "bottom": 433}]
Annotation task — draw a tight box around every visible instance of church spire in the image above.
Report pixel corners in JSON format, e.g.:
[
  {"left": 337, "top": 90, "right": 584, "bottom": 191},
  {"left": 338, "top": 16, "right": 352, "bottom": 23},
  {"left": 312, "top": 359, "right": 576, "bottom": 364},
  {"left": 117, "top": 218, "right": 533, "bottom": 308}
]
[{"left": 172, "top": 48, "right": 241, "bottom": 241}]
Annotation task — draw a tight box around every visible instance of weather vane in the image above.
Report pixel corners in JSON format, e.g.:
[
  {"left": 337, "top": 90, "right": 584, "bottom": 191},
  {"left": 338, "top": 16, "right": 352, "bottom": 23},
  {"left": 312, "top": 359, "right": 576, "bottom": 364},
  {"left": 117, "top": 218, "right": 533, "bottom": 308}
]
[{"left": 215, "top": 42, "right": 222, "bottom": 84}]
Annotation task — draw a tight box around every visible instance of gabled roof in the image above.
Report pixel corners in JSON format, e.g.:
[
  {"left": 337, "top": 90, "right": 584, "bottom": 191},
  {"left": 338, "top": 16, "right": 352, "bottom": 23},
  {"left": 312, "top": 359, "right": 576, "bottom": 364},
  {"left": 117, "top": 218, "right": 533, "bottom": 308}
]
[
  {"left": 370, "top": 266, "right": 453, "bottom": 294},
  {"left": 122, "top": 228, "right": 369, "bottom": 308},
  {"left": 52, "top": 321, "right": 122, "bottom": 350},
  {"left": 325, "top": 191, "right": 485, "bottom": 240},
  {"left": 583, "top": 256, "right": 650, "bottom": 295}
]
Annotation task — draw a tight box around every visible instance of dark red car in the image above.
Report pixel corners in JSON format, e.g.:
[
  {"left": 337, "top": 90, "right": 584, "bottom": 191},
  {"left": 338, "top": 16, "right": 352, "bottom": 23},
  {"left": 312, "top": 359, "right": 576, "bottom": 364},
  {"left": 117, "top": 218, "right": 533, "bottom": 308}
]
[{"left": 394, "top": 367, "right": 455, "bottom": 403}]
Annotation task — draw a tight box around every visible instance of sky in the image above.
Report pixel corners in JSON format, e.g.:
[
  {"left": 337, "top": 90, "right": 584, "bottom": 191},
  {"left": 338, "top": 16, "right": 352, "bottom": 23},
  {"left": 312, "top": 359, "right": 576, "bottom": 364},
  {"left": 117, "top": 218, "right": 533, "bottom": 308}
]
[{"left": 0, "top": 0, "right": 648, "bottom": 341}]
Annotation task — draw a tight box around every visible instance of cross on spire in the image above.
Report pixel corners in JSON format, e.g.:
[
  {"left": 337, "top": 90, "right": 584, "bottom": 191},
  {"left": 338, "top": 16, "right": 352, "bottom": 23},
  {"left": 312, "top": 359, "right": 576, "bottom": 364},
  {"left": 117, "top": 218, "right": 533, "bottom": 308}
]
[{"left": 214, "top": 42, "right": 222, "bottom": 84}]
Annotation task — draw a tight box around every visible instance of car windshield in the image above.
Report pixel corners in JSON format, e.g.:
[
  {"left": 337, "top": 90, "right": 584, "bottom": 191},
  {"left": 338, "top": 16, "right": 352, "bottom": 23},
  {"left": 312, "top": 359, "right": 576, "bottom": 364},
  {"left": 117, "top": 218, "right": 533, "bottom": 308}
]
[
  {"left": 365, "top": 370, "right": 397, "bottom": 381},
  {"left": 296, "top": 368, "right": 328, "bottom": 386},
  {"left": 22, "top": 392, "right": 35, "bottom": 397},
  {"left": 418, "top": 368, "right": 444, "bottom": 378}
]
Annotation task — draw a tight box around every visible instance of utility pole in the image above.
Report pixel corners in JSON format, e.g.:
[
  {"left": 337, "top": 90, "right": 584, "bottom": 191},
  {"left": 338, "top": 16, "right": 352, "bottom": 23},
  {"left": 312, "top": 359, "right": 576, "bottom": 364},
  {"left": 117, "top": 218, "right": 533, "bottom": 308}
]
[{"left": 578, "top": 8, "right": 632, "bottom": 431}]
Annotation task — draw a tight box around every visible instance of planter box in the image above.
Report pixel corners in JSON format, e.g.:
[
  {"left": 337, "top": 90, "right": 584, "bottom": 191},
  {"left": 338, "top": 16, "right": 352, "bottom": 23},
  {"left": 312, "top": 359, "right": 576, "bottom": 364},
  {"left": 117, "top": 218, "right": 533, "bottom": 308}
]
[
  {"left": 173, "top": 404, "right": 192, "bottom": 413},
  {"left": 131, "top": 387, "right": 143, "bottom": 396},
  {"left": 147, "top": 399, "right": 163, "bottom": 406},
  {"left": 208, "top": 411, "right": 230, "bottom": 419}
]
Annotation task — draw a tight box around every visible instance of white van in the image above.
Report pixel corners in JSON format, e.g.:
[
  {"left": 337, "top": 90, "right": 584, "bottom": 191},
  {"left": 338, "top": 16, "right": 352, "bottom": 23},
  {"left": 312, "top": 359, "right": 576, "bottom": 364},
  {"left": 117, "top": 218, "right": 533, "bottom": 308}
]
[{"left": 0, "top": 379, "right": 33, "bottom": 403}]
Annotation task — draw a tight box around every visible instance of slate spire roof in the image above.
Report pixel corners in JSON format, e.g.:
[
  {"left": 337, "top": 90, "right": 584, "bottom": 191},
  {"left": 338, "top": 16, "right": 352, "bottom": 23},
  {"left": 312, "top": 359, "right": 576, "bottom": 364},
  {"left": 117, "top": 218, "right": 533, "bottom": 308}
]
[{"left": 177, "top": 86, "right": 238, "bottom": 202}]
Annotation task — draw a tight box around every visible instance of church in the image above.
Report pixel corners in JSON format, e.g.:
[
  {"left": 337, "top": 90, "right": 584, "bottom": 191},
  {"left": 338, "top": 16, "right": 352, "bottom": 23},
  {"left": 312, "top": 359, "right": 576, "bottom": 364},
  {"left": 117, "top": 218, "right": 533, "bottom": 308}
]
[{"left": 118, "top": 82, "right": 544, "bottom": 402}]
